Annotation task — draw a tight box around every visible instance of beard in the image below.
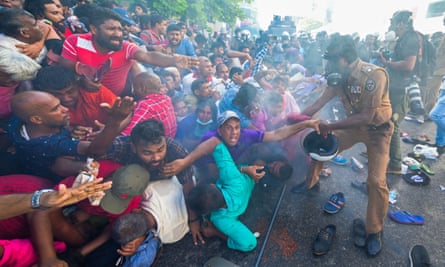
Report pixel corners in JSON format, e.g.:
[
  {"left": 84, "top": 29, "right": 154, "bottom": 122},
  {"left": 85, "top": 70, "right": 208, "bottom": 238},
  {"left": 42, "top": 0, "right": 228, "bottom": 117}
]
[{"left": 96, "top": 36, "right": 123, "bottom": 51}]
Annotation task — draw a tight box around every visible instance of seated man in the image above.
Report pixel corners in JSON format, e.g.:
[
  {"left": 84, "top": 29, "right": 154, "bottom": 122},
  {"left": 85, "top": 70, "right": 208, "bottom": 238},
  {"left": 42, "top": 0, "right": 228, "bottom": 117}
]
[
  {"left": 8, "top": 91, "right": 134, "bottom": 182},
  {"left": 33, "top": 65, "right": 117, "bottom": 133},
  {"left": 187, "top": 139, "right": 264, "bottom": 252}
]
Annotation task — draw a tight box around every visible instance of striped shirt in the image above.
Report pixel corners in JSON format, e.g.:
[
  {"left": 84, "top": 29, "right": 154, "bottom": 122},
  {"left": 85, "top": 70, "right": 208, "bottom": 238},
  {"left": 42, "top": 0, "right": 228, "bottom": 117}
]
[{"left": 62, "top": 33, "right": 139, "bottom": 96}]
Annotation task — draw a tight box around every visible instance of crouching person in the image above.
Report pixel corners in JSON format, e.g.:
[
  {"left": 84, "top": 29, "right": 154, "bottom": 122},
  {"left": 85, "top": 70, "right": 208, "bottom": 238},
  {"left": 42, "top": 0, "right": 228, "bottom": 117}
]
[
  {"left": 187, "top": 139, "right": 264, "bottom": 252},
  {"left": 111, "top": 212, "right": 162, "bottom": 267}
]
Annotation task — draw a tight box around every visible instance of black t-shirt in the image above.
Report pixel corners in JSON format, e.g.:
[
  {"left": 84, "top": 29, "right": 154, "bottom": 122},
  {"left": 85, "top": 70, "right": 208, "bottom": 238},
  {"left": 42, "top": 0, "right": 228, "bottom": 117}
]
[{"left": 388, "top": 30, "right": 419, "bottom": 90}]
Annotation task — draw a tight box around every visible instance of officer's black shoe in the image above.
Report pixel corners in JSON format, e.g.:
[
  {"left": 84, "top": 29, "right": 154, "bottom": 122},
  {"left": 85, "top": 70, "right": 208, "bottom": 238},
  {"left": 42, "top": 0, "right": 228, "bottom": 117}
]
[{"left": 366, "top": 231, "right": 383, "bottom": 257}]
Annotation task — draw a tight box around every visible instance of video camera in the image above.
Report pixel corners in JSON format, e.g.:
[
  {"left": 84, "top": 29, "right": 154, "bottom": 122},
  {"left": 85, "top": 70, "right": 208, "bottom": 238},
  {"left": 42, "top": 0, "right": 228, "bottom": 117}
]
[{"left": 371, "top": 47, "right": 391, "bottom": 60}]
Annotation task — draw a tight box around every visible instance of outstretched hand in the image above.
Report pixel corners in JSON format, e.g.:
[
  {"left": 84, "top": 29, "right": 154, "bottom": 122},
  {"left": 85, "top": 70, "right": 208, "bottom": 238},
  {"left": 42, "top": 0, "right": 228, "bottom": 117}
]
[
  {"left": 174, "top": 54, "right": 199, "bottom": 70},
  {"left": 100, "top": 96, "right": 135, "bottom": 121},
  {"left": 40, "top": 178, "right": 112, "bottom": 209}
]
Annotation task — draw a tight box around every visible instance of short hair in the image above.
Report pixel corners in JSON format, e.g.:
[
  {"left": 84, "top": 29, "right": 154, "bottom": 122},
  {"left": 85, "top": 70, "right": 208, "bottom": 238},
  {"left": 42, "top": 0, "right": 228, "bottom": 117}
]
[
  {"left": 167, "top": 23, "right": 181, "bottom": 33},
  {"left": 23, "top": 0, "right": 56, "bottom": 19},
  {"left": 0, "top": 49, "right": 41, "bottom": 81},
  {"left": 130, "top": 119, "right": 165, "bottom": 146},
  {"left": 209, "top": 54, "right": 224, "bottom": 65},
  {"left": 111, "top": 212, "right": 151, "bottom": 245},
  {"left": 138, "top": 14, "right": 150, "bottom": 27},
  {"left": 232, "top": 83, "right": 258, "bottom": 108},
  {"left": 211, "top": 41, "right": 226, "bottom": 50},
  {"left": 191, "top": 79, "right": 207, "bottom": 94},
  {"left": 391, "top": 10, "right": 414, "bottom": 28},
  {"left": 128, "top": 1, "right": 147, "bottom": 13},
  {"left": 160, "top": 69, "right": 175, "bottom": 80},
  {"left": 195, "top": 33, "right": 207, "bottom": 44},
  {"left": 229, "top": 66, "right": 243, "bottom": 79},
  {"left": 324, "top": 34, "right": 358, "bottom": 64},
  {"left": 33, "top": 65, "right": 78, "bottom": 92},
  {"left": 88, "top": 6, "right": 122, "bottom": 28},
  {"left": 215, "top": 63, "right": 228, "bottom": 73},
  {"left": 149, "top": 14, "right": 164, "bottom": 28},
  {"left": 0, "top": 8, "right": 35, "bottom": 37},
  {"left": 187, "top": 183, "right": 223, "bottom": 215}
]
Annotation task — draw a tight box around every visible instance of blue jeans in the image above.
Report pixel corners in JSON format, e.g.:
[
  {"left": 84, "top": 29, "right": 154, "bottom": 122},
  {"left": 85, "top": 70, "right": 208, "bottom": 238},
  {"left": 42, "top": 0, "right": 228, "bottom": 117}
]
[{"left": 429, "top": 89, "right": 445, "bottom": 146}]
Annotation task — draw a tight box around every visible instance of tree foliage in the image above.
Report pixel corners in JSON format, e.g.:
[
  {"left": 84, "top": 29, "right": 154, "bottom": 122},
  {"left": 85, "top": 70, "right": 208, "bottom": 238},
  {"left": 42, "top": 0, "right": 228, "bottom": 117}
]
[{"left": 133, "top": 0, "right": 250, "bottom": 26}]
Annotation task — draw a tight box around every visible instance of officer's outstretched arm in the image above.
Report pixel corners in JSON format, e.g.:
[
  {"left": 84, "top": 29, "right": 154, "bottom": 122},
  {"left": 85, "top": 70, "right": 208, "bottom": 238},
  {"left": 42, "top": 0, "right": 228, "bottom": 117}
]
[{"left": 302, "top": 85, "right": 336, "bottom": 117}]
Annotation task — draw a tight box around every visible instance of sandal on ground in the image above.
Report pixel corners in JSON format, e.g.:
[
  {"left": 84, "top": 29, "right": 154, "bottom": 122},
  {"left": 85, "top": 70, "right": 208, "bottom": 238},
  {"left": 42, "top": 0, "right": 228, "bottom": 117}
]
[
  {"left": 388, "top": 210, "right": 424, "bottom": 225},
  {"left": 352, "top": 218, "right": 366, "bottom": 247},
  {"left": 323, "top": 192, "right": 345, "bottom": 214},
  {"left": 312, "top": 224, "right": 336, "bottom": 256},
  {"left": 402, "top": 171, "right": 431, "bottom": 186},
  {"left": 419, "top": 163, "right": 434, "bottom": 175}
]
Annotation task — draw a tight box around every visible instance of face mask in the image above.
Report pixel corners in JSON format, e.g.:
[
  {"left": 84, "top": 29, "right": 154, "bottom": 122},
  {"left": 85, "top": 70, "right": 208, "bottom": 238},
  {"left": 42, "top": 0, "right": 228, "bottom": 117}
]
[{"left": 196, "top": 118, "right": 213, "bottom": 126}]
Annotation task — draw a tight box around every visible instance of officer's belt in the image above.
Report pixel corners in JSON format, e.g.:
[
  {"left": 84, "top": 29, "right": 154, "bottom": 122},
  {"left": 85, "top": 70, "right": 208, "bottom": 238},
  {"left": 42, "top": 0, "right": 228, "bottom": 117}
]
[{"left": 367, "top": 122, "right": 390, "bottom": 131}]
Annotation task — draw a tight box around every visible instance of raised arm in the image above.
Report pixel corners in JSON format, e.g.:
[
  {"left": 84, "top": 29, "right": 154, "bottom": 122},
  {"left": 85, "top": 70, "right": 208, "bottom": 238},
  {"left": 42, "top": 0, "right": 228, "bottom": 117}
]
[{"left": 161, "top": 137, "right": 221, "bottom": 177}]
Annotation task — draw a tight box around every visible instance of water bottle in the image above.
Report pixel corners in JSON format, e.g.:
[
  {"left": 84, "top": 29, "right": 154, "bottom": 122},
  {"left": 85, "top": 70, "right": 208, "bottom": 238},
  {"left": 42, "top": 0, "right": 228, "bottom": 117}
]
[{"left": 389, "top": 190, "right": 398, "bottom": 204}]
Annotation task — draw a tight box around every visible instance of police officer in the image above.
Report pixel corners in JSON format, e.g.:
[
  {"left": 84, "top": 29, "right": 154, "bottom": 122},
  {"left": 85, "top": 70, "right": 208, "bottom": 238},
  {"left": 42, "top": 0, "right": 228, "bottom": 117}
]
[{"left": 297, "top": 35, "right": 393, "bottom": 257}]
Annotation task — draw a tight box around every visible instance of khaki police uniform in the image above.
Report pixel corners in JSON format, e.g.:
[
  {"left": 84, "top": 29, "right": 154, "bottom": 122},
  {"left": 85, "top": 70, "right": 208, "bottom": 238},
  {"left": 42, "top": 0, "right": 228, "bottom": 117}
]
[{"left": 306, "top": 60, "right": 393, "bottom": 234}]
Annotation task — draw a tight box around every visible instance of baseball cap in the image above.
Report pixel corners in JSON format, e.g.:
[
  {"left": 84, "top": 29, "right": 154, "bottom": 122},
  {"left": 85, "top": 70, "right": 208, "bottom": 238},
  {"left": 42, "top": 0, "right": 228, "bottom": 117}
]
[
  {"left": 217, "top": 110, "right": 240, "bottom": 127},
  {"left": 100, "top": 164, "right": 150, "bottom": 214}
]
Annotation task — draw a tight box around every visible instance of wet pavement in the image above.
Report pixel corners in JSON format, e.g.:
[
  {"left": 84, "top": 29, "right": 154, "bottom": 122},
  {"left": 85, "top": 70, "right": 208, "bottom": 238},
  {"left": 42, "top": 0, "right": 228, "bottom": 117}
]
[{"left": 158, "top": 116, "right": 445, "bottom": 267}]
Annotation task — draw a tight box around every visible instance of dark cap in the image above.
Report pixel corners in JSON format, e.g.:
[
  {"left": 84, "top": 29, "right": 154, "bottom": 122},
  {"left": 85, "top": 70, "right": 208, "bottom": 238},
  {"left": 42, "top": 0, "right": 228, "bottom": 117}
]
[{"left": 100, "top": 164, "right": 150, "bottom": 214}]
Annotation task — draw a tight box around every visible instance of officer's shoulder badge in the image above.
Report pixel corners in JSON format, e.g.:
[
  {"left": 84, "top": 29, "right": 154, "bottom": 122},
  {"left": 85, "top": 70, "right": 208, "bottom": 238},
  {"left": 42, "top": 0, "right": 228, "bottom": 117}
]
[
  {"left": 361, "top": 64, "right": 376, "bottom": 73},
  {"left": 365, "top": 79, "right": 376, "bottom": 91}
]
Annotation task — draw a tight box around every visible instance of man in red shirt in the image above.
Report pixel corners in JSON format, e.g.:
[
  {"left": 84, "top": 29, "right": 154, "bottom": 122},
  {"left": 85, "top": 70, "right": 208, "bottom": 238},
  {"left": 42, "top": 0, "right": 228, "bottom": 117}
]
[
  {"left": 33, "top": 65, "right": 117, "bottom": 133},
  {"left": 60, "top": 6, "right": 196, "bottom": 96},
  {"left": 139, "top": 13, "right": 168, "bottom": 52}
]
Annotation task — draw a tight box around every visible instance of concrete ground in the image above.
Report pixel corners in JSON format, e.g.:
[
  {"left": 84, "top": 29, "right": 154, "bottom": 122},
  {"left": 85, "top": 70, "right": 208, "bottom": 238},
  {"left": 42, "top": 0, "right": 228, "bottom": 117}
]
[{"left": 157, "top": 116, "right": 444, "bottom": 267}]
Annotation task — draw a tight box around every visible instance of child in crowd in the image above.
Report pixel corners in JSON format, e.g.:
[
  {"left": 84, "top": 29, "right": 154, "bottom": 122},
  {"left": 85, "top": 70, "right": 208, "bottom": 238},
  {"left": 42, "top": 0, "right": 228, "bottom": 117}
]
[{"left": 121, "top": 72, "right": 177, "bottom": 138}]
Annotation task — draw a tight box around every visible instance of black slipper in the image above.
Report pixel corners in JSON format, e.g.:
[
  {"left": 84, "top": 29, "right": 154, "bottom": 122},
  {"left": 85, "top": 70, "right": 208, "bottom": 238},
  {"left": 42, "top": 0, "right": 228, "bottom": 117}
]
[
  {"left": 352, "top": 218, "right": 366, "bottom": 247},
  {"left": 312, "top": 224, "right": 336, "bottom": 256}
]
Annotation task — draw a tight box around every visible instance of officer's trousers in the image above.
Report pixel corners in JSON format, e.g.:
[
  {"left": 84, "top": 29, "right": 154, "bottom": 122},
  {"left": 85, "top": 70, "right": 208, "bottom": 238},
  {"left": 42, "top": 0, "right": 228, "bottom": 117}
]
[{"left": 305, "top": 122, "right": 393, "bottom": 234}]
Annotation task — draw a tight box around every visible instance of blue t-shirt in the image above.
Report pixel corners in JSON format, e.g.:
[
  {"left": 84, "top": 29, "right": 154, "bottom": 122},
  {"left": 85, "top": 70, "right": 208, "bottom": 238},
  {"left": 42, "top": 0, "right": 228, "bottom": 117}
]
[{"left": 8, "top": 116, "right": 82, "bottom": 182}]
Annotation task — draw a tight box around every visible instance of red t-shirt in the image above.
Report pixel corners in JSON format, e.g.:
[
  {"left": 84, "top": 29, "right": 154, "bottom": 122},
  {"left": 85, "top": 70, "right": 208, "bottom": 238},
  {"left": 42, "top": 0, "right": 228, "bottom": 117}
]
[
  {"left": 62, "top": 33, "right": 139, "bottom": 96},
  {"left": 69, "top": 85, "right": 117, "bottom": 129}
]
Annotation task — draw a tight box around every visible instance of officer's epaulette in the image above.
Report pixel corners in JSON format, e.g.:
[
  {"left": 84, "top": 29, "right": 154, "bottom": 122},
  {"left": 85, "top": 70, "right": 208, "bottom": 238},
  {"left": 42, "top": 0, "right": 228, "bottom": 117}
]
[
  {"left": 360, "top": 64, "right": 385, "bottom": 76},
  {"left": 360, "top": 64, "right": 377, "bottom": 74}
]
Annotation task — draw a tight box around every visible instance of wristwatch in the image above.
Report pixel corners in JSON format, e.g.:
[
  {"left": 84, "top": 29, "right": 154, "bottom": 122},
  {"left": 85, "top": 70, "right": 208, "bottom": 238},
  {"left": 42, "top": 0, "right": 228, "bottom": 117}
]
[{"left": 31, "top": 189, "right": 55, "bottom": 209}]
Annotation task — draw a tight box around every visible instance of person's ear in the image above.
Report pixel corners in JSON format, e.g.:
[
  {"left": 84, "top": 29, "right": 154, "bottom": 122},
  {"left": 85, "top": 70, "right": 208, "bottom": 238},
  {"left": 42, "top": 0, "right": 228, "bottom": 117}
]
[
  {"left": 29, "top": 115, "right": 43, "bottom": 124},
  {"left": 19, "top": 27, "right": 31, "bottom": 39},
  {"left": 90, "top": 24, "right": 97, "bottom": 35}
]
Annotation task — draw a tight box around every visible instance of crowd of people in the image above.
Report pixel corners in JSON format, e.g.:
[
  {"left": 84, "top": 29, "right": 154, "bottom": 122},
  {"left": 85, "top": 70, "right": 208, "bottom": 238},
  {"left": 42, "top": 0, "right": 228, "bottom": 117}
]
[{"left": 0, "top": 0, "right": 444, "bottom": 266}]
